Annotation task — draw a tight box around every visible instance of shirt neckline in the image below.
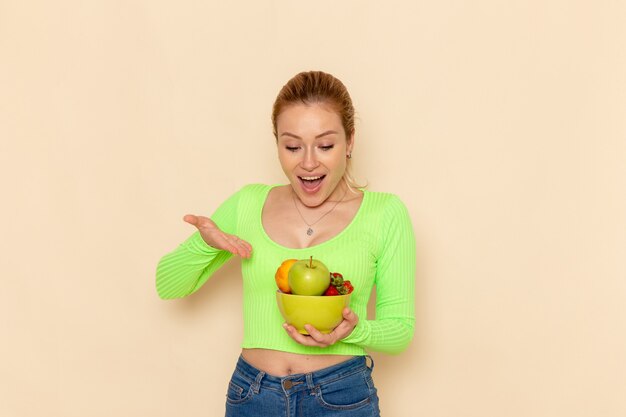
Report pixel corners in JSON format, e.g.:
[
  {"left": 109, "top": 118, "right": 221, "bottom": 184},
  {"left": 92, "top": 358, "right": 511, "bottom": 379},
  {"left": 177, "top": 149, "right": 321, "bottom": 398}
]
[{"left": 258, "top": 184, "right": 368, "bottom": 251}]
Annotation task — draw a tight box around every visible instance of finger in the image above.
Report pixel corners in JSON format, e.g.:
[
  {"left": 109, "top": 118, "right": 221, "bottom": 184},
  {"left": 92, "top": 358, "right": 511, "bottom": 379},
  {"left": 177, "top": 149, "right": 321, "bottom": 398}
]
[
  {"left": 283, "top": 323, "right": 306, "bottom": 342},
  {"left": 329, "top": 310, "right": 359, "bottom": 341},
  {"left": 194, "top": 216, "right": 216, "bottom": 230},
  {"left": 238, "top": 239, "right": 253, "bottom": 253},
  {"left": 184, "top": 215, "right": 217, "bottom": 232},
  {"left": 332, "top": 322, "right": 354, "bottom": 341},
  {"left": 343, "top": 307, "right": 358, "bottom": 325},
  {"left": 238, "top": 245, "right": 252, "bottom": 258},
  {"left": 213, "top": 234, "right": 241, "bottom": 256},
  {"left": 226, "top": 236, "right": 250, "bottom": 258},
  {"left": 234, "top": 245, "right": 250, "bottom": 258},
  {"left": 304, "top": 324, "right": 334, "bottom": 345},
  {"left": 236, "top": 239, "right": 253, "bottom": 258},
  {"left": 283, "top": 324, "right": 325, "bottom": 347},
  {"left": 183, "top": 214, "right": 198, "bottom": 226},
  {"left": 224, "top": 235, "right": 253, "bottom": 258}
]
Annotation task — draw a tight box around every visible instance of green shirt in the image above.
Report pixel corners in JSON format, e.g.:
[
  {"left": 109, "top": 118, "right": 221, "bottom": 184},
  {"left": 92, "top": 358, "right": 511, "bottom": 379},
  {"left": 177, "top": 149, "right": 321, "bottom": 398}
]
[{"left": 156, "top": 184, "right": 416, "bottom": 355}]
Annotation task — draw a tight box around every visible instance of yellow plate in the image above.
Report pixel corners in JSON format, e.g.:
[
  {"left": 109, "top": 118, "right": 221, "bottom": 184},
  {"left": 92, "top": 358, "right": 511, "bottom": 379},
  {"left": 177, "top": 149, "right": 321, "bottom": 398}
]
[{"left": 276, "top": 291, "right": 351, "bottom": 334}]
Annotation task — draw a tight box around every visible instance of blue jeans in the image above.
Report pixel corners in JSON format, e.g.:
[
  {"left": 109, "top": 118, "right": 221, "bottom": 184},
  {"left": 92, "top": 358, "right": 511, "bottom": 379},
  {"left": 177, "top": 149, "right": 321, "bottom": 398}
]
[{"left": 225, "top": 355, "right": 380, "bottom": 417}]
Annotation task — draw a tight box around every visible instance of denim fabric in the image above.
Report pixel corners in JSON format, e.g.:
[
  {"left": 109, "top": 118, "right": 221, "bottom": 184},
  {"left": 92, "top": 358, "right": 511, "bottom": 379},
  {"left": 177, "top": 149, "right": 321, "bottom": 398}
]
[{"left": 225, "top": 355, "right": 380, "bottom": 417}]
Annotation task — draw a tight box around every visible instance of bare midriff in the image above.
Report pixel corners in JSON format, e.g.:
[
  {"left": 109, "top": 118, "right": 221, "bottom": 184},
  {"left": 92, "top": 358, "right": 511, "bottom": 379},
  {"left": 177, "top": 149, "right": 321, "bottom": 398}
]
[{"left": 241, "top": 348, "right": 355, "bottom": 377}]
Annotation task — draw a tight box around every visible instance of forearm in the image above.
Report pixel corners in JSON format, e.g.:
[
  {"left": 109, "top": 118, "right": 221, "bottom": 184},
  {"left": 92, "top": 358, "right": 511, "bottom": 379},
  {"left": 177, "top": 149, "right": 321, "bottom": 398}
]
[
  {"left": 156, "top": 232, "right": 232, "bottom": 299},
  {"left": 341, "top": 316, "right": 415, "bottom": 354}
]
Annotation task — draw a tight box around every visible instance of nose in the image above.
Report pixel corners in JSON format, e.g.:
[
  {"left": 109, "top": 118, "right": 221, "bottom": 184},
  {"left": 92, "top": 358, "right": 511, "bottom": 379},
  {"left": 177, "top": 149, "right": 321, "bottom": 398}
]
[{"left": 301, "top": 146, "right": 319, "bottom": 171}]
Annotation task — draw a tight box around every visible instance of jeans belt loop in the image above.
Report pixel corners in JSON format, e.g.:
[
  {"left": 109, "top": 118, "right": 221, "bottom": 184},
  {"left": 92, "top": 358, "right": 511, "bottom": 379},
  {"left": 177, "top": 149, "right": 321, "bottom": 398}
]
[
  {"left": 306, "top": 373, "right": 315, "bottom": 389},
  {"left": 252, "top": 371, "right": 265, "bottom": 394}
]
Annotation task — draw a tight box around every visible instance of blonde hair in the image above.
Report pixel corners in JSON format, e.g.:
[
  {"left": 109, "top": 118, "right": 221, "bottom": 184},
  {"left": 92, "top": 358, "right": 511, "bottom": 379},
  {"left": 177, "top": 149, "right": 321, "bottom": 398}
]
[{"left": 272, "top": 71, "right": 366, "bottom": 191}]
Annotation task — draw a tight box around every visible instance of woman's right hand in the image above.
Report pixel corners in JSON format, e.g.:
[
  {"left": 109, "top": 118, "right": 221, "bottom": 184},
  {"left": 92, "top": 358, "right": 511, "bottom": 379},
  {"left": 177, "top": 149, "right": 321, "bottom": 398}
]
[{"left": 183, "top": 214, "right": 253, "bottom": 258}]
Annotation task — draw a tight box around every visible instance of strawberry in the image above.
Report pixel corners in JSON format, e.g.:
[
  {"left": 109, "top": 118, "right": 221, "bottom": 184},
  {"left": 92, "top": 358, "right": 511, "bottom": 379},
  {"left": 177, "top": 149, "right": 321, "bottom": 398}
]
[
  {"left": 330, "top": 272, "right": 344, "bottom": 287},
  {"left": 324, "top": 285, "right": 340, "bottom": 296},
  {"left": 343, "top": 280, "right": 354, "bottom": 294}
]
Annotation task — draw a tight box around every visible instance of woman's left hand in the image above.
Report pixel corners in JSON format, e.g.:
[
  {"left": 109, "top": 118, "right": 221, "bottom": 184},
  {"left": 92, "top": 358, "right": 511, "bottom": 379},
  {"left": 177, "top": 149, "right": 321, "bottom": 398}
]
[{"left": 283, "top": 307, "right": 359, "bottom": 347}]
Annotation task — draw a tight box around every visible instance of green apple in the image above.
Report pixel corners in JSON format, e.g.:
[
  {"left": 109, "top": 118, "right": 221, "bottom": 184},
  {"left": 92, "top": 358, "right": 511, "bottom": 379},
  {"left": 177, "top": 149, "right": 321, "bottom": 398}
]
[{"left": 288, "top": 256, "right": 330, "bottom": 296}]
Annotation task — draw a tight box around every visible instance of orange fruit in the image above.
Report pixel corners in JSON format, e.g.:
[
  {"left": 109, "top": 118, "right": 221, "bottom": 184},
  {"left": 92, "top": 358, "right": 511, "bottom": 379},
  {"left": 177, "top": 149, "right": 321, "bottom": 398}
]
[{"left": 275, "top": 259, "right": 297, "bottom": 293}]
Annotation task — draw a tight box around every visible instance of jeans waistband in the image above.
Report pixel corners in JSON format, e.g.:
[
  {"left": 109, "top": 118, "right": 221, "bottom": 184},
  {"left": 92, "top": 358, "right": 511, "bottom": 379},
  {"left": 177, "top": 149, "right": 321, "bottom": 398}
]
[{"left": 234, "top": 355, "right": 373, "bottom": 394}]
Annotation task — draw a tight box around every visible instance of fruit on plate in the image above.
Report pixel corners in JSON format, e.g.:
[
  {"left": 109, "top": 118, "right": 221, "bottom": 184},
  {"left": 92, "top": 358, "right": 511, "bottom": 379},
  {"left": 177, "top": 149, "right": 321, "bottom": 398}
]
[
  {"left": 340, "top": 280, "right": 354, "bottom": 295},
  {"left": 324, "top": 272, "right": 354, "bottom": 295},
  {"left": 275, "top": 258, "right": 297, "bottom": 293},
  {"left": 330, "top": 272, "right": 344, "bottom": 287},
  {"left": 276, "top": 291, "right": 351, "bottom": 334},
  {"left": 323, "top": 285, "right": 340, "bottom": 296},
  {"left": 288, "top": 256, "right": 331, "bottom": 296}
]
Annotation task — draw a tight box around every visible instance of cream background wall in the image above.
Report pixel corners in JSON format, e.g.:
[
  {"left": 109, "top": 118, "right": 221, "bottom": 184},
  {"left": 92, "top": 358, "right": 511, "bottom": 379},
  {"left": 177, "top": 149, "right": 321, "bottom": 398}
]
[{"left": 1, "top": 1, "right": 625, "bottom": 416}]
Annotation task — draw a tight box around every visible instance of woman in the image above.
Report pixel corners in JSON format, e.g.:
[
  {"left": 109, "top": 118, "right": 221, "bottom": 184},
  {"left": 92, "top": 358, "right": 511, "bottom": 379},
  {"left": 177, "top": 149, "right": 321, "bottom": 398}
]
[{"left": 156, "top": 71, "right": 416, "bottom": 416}]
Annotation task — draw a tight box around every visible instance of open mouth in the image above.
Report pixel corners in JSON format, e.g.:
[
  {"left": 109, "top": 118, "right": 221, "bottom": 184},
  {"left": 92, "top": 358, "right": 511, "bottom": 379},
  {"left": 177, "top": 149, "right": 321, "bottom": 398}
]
[{"left": 298, "top": 175, "right": 326, "bottom": 192}]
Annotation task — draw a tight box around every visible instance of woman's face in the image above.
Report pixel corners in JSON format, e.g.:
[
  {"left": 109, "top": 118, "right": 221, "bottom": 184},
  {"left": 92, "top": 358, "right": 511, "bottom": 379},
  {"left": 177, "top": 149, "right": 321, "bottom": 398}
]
[{"left": 276, "top": 102, "right": 353, "bottom": 208}]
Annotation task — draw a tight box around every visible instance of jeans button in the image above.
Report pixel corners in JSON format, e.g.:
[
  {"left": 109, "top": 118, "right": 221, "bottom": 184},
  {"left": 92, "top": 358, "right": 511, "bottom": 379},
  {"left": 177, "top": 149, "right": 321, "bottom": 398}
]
[{"left": 283, "top": 380, "right": 293, "bottom": 389}]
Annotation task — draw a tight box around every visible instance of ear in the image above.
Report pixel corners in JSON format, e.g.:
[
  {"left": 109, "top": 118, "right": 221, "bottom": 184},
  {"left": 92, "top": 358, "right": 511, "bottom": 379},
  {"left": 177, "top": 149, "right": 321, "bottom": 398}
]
[{"left": 346, "top": 131, "right": 355, "bottom": 156}]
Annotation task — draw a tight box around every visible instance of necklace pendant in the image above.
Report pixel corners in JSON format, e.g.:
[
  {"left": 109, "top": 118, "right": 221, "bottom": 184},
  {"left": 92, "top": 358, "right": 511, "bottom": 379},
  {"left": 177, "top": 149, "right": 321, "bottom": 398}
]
[{"left": 306, "top": 227, "right": 314, "bottom": 236}]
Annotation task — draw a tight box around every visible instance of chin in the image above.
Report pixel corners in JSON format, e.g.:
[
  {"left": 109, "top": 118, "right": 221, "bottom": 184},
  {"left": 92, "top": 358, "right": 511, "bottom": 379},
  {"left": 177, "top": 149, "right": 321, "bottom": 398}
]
[
  {"left": 297, "top": 193, "right": 326, "bottom": 208},
  {"left": 293, "top": 189, "right": 325, "bottom": 208}
]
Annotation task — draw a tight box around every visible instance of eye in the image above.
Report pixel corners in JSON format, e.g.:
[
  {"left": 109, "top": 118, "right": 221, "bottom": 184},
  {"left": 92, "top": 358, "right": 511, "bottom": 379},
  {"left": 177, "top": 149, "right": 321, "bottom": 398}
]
[
  {"left": 285, "top": 146, "right": 300, "bottom": 152},
  {"left": 319, "top": 145, "right": 334, "bottom": 151}
]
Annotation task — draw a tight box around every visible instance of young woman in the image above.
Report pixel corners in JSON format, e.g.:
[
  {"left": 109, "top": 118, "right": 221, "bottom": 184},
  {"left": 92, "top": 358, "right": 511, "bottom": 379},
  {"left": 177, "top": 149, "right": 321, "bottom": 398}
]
[{"left": 156, "top": 71, "right": 416, "bottom": 416}]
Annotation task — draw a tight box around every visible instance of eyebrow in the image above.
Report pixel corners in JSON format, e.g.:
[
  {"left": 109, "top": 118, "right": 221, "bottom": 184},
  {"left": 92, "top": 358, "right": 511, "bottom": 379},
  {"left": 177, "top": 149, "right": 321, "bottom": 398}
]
[{"left": 280, "top": 130, "right": 339, "bottom": 140}]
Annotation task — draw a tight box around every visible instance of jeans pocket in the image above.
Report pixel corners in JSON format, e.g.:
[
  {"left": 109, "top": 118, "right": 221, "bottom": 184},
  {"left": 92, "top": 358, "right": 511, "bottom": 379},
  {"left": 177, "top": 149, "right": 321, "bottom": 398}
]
[
  {"left": 225, "top": 371, "right": 254, "bottom": 405},
  {"left": 315, "top": 370, "right": 374, "bottom": 411}
]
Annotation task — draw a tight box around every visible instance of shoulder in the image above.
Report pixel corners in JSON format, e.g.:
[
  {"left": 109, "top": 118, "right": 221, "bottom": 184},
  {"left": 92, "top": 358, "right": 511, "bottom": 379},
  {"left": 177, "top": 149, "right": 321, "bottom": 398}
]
[
  {"left": 239, "top": 183, "right": 274, "bottom": 192},
  {"left": 214, "top": 184, "right": 273, "bottom": 208},
  {"left": 362, "top": 189, "right": 409, "bottom": 214},
  {"left": 232, "top": 183, "right": 275, "bottom": 198},
  {"left": 361, "top": 190, "right": 413, "bottom": 238},
  {"left": 362, "top": 191, "right": 415, "bottom": 252}
]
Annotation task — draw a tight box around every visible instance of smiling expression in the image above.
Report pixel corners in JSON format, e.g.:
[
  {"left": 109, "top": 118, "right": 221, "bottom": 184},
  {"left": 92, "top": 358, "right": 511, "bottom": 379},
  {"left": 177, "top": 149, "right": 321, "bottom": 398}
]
[{"left": 276, "top": 102, "right": 354, "bottom": 208}]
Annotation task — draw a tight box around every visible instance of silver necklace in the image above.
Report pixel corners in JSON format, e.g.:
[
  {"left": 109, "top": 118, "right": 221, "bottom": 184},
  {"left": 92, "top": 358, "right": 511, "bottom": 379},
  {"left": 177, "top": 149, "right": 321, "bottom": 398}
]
[{"left": 291, "top": 186, "right": 348, "bottom": 236}]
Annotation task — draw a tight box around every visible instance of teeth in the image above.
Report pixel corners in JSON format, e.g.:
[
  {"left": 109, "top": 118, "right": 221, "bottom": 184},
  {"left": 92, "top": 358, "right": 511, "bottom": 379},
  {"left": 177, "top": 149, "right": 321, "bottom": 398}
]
[{"left": 300, "top": 176, "right": 323, "bottom": 181}]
